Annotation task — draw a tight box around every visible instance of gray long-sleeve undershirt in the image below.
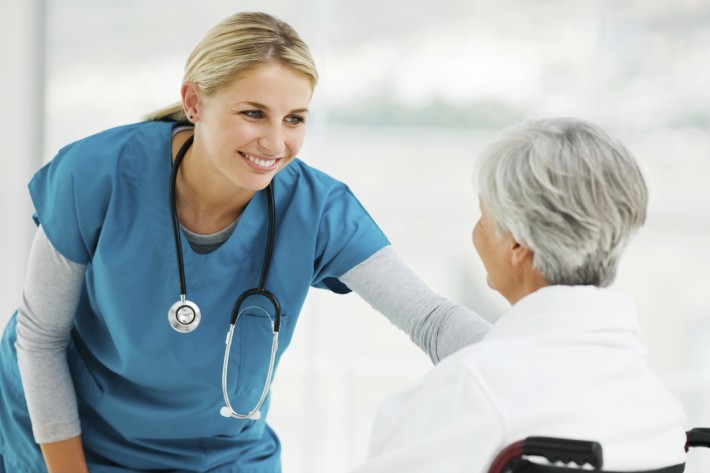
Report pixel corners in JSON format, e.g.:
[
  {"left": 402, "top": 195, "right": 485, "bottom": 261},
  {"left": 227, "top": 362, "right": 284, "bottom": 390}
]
[{"left": 16, "top": 226, "right": 491, "bottom": 444}]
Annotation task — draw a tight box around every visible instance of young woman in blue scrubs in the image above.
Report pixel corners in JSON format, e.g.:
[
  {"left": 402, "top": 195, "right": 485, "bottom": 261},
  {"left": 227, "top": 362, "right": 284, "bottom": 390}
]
[{"left": 0, "top": 12, "right": 490, "bottom": 473}]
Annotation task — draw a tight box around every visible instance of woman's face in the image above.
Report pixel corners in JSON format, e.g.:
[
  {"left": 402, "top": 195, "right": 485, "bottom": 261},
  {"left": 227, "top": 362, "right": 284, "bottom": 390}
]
[
  {"left": 472, "top": 198, "right": 516, "bottom": 298},
  {"left": 190, "top": 62, "right": 313, "bottom": 193}
]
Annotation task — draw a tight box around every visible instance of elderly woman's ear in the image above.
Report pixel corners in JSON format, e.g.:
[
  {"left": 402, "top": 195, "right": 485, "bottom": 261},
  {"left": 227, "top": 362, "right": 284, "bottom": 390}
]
[
  {"left": 510, "top": 241, "right": 531, "bottom": 267},
  {"left": 508, "top": 241, "right": 547, "bottom": 303}
]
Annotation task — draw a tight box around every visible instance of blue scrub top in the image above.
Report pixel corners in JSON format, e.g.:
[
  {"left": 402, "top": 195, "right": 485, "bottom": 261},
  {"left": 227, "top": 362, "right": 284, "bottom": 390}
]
[{"left": 0, "top": 121, "right": 389, "bottom": 472}]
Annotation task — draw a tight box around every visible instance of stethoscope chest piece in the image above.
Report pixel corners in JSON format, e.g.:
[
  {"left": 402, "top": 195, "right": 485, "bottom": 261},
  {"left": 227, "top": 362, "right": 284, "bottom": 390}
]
[{"left": 168, "top": 297, "right": 202, "bottom": 333}]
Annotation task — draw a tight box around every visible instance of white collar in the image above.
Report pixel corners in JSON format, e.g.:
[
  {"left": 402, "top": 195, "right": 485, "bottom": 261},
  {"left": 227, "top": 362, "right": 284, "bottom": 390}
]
[{"left": 484, "top": 285, "right": 641, "bottom": 341}]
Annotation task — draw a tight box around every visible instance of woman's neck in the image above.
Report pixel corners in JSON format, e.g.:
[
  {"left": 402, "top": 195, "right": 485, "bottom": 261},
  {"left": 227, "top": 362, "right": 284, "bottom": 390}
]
[{"left": 171, "top": 130, "right": 253, "bottom": 234}]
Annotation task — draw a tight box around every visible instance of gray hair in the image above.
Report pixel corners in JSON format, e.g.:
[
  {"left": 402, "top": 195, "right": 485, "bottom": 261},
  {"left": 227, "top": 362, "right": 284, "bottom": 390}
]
[{"left": 476, "top": 117, "right": 648, "bottom": 287}]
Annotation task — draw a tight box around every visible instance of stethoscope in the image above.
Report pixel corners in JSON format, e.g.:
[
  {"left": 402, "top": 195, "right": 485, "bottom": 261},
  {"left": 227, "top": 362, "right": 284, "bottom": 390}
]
[{"left": 167, "top": 135, "right": 281, "bottom": 421}]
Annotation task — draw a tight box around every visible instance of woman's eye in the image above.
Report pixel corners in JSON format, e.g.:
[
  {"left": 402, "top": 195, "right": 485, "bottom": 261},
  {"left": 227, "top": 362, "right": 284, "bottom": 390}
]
[
  {"left": 285, "top": 115, "right": 306, "bottom": 125},
  {"left": 240, "top": 110, "right": 263, "bottom": 119}
]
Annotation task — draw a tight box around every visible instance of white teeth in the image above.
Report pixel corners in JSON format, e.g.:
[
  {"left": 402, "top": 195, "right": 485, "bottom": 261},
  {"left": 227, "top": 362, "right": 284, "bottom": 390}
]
[{"left": 243, "top": 153, "right": 276, "bottom": 168}]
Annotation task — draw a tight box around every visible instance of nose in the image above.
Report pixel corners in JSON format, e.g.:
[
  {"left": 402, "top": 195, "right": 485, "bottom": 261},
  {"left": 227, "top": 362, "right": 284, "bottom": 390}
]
[{"left": 257, "top": 124, "right": 286, "bottom": 157}]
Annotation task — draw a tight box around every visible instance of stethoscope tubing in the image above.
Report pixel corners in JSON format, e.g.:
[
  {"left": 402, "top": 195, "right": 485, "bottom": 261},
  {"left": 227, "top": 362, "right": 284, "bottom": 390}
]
[
  {"left": 168, "top": 131, "right": 282, "bottom": 420},
  {"left": 169, "top": 133, "right": 281, "bottom": 333},
  {"left": 170, "top": 135, "right": 194, "bottom": 299}
]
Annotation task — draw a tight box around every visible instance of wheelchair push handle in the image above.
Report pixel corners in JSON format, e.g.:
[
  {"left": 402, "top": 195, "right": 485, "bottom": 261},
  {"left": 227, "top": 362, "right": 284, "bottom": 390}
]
[
  {"left": 686, "top": 428, "right": 710, "bottom": 451},
  {"left": 523, "top": 437, "right": 604, "bottom": 469}
]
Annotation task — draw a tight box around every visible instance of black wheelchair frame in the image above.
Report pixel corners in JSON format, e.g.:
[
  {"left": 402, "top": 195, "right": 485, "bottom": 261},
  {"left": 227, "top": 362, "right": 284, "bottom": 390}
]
[{"left": 487, "top": 428, "right": 710, "bottom": 473}]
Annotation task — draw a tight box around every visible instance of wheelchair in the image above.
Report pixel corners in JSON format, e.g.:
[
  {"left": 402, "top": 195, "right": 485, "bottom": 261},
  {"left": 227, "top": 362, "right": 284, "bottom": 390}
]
[{"left": 487, "top": 428, "right": 710, "bottom": 473}]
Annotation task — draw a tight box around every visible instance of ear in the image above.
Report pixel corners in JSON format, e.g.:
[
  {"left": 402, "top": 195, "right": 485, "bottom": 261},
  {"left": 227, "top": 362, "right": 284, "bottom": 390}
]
[
  {"left": 510, "top": 240, "right": 534, "bottom": 267},
  {"left": 181, "top": 81, "right": 200, "bottom": 123}
]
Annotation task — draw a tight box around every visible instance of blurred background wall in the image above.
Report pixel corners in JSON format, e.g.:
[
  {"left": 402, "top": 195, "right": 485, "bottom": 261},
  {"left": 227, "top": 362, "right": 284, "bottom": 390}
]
[{"left": 1, "top": 0, "right": 709, "bottom": 471}]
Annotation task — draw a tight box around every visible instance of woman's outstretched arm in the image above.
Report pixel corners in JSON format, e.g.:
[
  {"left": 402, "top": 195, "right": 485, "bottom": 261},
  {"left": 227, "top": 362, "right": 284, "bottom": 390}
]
[{"left": 341, "top": 246, "right": 491, "bottom": 363}]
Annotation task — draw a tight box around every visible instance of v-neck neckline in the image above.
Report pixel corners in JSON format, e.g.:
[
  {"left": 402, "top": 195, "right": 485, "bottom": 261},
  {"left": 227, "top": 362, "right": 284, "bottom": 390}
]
[{"left": 165, "top": 122, "right": 269, "bottom": 262}]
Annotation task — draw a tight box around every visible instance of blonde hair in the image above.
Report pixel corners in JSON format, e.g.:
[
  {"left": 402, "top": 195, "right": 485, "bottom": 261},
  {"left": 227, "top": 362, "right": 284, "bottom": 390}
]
[{"left": 146, "top": 12, "right": 318, "bottom": 121}]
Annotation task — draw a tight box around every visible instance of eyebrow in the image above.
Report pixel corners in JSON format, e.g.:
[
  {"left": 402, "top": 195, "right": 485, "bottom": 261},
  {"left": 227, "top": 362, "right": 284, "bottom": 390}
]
[{"left": 239, "top": 101, "right": 309, "bottom": 114}]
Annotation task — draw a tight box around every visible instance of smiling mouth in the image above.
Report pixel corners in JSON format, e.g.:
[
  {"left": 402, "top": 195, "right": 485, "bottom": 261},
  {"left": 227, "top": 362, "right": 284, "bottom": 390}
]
[{"left": 239, "top": 151, "right": 280, "bottom": 170}]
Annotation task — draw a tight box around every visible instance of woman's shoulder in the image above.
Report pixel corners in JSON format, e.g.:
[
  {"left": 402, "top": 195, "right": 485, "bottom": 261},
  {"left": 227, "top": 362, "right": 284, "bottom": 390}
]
[
  {"left": 278, "top": 158, "right": 351, "bottom": 195},
  {"left": 56, "top": 121, "right": 172, "bottom": 161},
  {"left": 48, "top": 121, "right": 173, "bottom": 179}
]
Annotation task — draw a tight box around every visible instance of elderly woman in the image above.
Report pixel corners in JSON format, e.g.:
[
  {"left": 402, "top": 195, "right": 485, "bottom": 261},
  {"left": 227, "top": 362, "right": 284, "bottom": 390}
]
[{"left": 352, "top": 118, "right": 688, "bottom": 473}]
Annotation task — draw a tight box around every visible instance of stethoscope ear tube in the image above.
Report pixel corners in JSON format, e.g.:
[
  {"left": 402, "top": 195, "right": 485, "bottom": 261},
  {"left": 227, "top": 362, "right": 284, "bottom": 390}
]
[{"left": 221, "top": 320, "right": 280, "bottom": 420}]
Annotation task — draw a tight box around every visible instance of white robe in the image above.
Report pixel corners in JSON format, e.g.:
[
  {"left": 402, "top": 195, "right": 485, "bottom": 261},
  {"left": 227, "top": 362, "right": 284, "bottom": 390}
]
[{"left": 353, "top": 286, "right": 688, "bottom": 473}]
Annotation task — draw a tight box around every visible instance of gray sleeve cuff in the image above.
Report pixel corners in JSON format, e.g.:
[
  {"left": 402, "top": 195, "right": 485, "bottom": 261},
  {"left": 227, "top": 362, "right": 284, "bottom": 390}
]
[{"left": 340, "top": 246, "right": 491, "bottom": 363}]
